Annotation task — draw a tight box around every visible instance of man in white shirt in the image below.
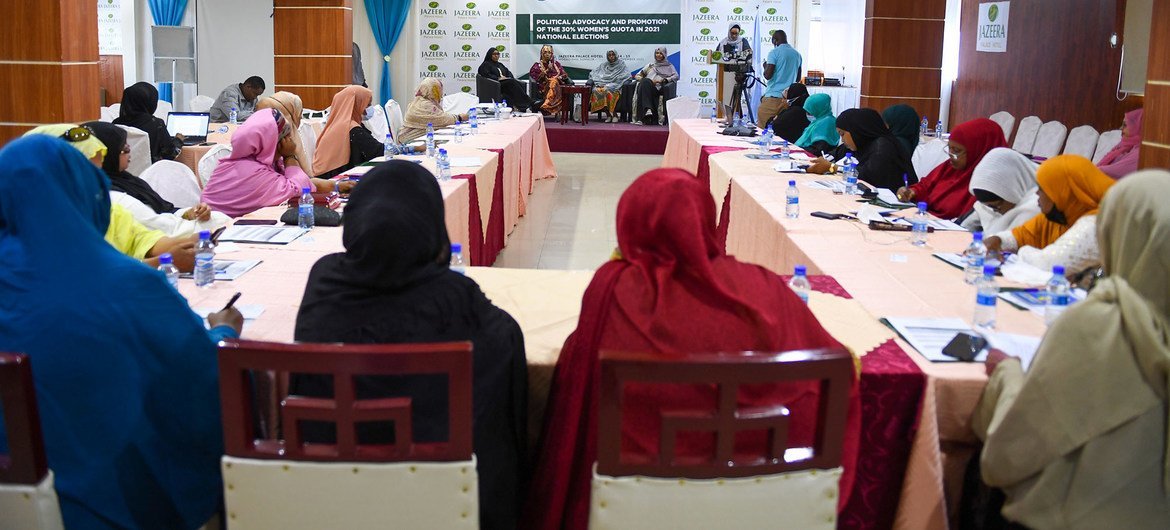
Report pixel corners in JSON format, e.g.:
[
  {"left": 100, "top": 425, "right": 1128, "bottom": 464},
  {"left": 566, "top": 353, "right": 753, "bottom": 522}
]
[{"left": 210, "top": 76, "right": 265, "bottom": 122}]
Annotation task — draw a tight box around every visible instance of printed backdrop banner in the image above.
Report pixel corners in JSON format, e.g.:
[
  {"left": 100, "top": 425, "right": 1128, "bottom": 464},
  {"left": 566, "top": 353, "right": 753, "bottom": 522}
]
[
  {"left": 98, "top": 0, "right": 123, "bottom": 55},
  {"left": 417, "top": 1, "right": 516, "bottom": 95}
]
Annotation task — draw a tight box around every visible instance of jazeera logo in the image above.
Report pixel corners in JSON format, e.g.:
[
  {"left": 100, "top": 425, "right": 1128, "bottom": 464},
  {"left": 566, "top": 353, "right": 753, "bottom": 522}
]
[
  {"left": 462, "top": 23, "right": 472, "bottom": 30},
  {"left": 733, "top": 7, "right": 743, "bottom": 14},
  {"left": 431, "top": 44, "right": 441, "bottom": 51},
  {"left": 466, "top": 2, "right": 476, "bottom": 8},
  {"left": 767, "top": 7, "right": 777, "bottom": 15},
  {"left": 496, "top": 45, "right": 506, "bottom": 51},
  {"left": 699, "top": 6, "right": 709, "bottom": 13},
  {"left": 499, "top": 2, "right": 509, "bottom": 8},
  {"left": 988, "top": 4, "right": 999, "bottom": 21},
  {"left": 429, "top": 22, "right": 439, "bottom": 29},
  {"left": 429, "top": 1, "right": 439, "bottom": 7},
  {"left": 463, "top": 44, "right": 473, "bottom": 51},
  {"left": 698, "top": 91, "right": 709, "bottom": 98},
  {"left": 428, "top": 64, "right": 439, "bottom": 72},
  {"left": 462, "top": 86, "right": 473, "bottom": 93},
  {"left": 496, "top": 24, "right": 506, "bottom": 31},
  {"left": 700, "top": 28, "right": 711, "bottom": 35},
  {"left": 462, "top": 65, "right": 472, "bottom": 72}
]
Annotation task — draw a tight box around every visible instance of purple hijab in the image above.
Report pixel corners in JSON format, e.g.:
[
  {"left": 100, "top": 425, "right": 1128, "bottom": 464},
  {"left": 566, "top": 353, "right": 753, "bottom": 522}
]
[{"left": 201, "top": 110, "right": 314, "bottom": 217}]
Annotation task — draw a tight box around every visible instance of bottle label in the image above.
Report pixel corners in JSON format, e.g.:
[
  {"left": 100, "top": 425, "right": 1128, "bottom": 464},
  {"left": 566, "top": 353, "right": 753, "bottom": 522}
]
[
  {"left": 786, "top": 196, "right": 798, "bottom": 205},
  {"left": 1051, "top": 294, "right": 1070, "bottom": 306},
  {"left": 976, "top": 293, "right": 997, "bottom": 306},
  {"left": 967, "top": 256, "right": 984, "bottom": 267}
]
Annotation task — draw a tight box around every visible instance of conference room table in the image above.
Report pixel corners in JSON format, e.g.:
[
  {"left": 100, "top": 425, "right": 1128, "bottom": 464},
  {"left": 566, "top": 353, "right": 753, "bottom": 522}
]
[{"left": 663, "top": 118, "right": 1049, "bottom": 529}]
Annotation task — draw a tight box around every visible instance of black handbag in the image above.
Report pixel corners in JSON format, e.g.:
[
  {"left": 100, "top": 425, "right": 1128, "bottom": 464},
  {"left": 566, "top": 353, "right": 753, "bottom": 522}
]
[{"left": 280, "top": 205, "right": 342, "bottom": 227}]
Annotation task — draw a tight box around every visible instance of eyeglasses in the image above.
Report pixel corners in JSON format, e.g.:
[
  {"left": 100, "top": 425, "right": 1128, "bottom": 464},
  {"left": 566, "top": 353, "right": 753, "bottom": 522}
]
[
  {"left": 943, "top": 144, "right": 965, "bottom": 159},
  {"left": 59, "top": 126, "right": 93, "bottom": 143},
  {"left": 120, "top": 145, "right": 131, "bottom": 154}
]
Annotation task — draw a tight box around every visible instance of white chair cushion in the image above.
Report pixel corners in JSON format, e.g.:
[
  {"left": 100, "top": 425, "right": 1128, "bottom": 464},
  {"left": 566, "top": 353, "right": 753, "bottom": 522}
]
[
  {"left": 385, "top": 100, "right": 404, "bottom": 141},
  {"left": 912, "top": 138, "right": 951, "bottom": 180},
  {"left": 364, "top": 105, "right": 391, "bottom": 144},
  {"left": 298, "top": 121, "right": 317, "bottom": 172},
  {"left": 190, "top": 95, "right": 215, "bottom": 113},
  {"left": 1062, "top": 125, "right": 1100, "bottom": 158},
  {"left": 117, "top": 124, "right": 152, "bottom": 177},
  {"left": 0, "top": 471, "right": 65, "bottom": 530},
  {"left": 1031, "top": 121, "right": 1068, "bottom": 158},
  {"left": 1094, "top": 129, "right": 1123, "bottom": 163},
  {"left": 988, "top": 111, "right": 1015, "bottom": 143},
  {"left": 442, "top": 92, "right": 479, "bottom": 115},
  {"left": 99, "top": 106, "right": 119, "bottom": 123},
  {"left": 197, "top": 144, "right": 234, "bottom": 188},
  {"left": 1011, "top": 116, "right": 1042, "bottom": 155},
  {"left": 141, "top": 160, "right": 203, "bottom": 209},
  {"left": 588, "top": 466, "right": 842, "bottom": 530},
  {"left": 155, "top": 100, "right": 173, "bottom": 122},
  {"left": 665, "top": 96, "right": 702, "bottom": 121},
  {"left": 222, "top": 456, "right": 479, "bottom": 530}
]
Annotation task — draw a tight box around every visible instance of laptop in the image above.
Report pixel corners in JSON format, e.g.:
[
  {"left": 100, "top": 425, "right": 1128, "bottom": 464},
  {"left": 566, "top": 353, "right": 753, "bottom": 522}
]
[{"left": 166, "top": 112, "right": 211, "bottom": 145}]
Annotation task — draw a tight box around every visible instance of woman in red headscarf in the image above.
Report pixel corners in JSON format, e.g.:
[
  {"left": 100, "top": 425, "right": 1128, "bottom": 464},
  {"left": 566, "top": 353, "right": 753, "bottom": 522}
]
[
  {"left": 897, "top": 118, "right": 1007, "bottom": 219},
  {"left": 524, "top": 168, "right": 860, "bottom": 530}
]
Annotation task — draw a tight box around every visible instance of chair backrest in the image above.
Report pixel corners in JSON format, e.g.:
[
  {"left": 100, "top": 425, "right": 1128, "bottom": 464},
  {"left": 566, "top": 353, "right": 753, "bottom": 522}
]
[
  {"left": 1031, "top": 120, "right": 1068, "bottom": 158},
  {"left": 218, "top": 339, "right": 473, "bottom": 461},
  {"left": 197, "top": 144, "right": 233, "bottom": 187},
  {"left": 140, "top": 160, "right": 203, "bottom": 208},
  {"left": 1062, "top": 124, "right": 1100, "bottom": 158},
  {"left": 364, "top": 105, "right": 390, "bottom": 144},
  {"left": 1011, "top": 115, "right": 1042, "bottom": 155},
  {"left": 116, "top": 124, "right": 152, "bottom": 176},
  {"left": 441, "top": 92, "right": 479, "bottom": 115},
  {"left": 99, "top": 106, "right": 119, "bottom": 123},
  {"left": 476, "top": 75, "right": 502, "bottom": 104},
  {"left": 596, "top": 347, "right": 853, "bottom": 479},
  {"left": 664, "top": 96, "right": 702, "bottom": 121},
  {"left": 188, "top": 95, "right": 215, "bottom": 113},
  {"left": 0, "top": 353, "right": 47, "bottom": 485},
  {"left": 988, "top": 111, "right": 1015, "bottom": 144},
  {"left": 1094, "top": 129, "right": 1123, "bottom": 163},
  {"left": 154, "top": 100, "right": 173, "bottom": 122},
  {"left": 385, "top": 99, "right": 404, "bottom": 141},
  {"left": 298, "top": 121, "right": 317, "bottom": 171},
  {"left": 912, "top": 139, "right": 951, "bottom": 181}
]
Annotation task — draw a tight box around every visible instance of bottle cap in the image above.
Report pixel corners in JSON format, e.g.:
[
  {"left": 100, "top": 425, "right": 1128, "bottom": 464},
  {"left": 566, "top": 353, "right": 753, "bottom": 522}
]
[
  {"left": 428, "top": 122, "right": 433, "bottom": 126},
  {"left": 159, "top": 253, "right": 173, "bottom": 265},
  {"left": 199, "top": 230, "right": 211, "bottom": 240},
  {"left": 1052, "top": 265, "right": 1065, "bottom": 275},
  {"left": 794, "top": 265, "right": 807, "bottom": 276},
  {"left": 439, "top": 148, "right": 447, "bottom": 155},
  {"left": 302, "top": 187, "right": 311, "bottom": 193},
  {"left": 917, "top": 201, "right": 927, "bottom": 211},
  {"left": 972, "top": 232, "right": 983, "bottom": 241},
  {"left": 983, "top": 265, "right": 997, "bottom": 275},
  {"left": 788, "top": 180, "right": 796, "bottom": 186},
  {"left": 451, "top": 243, "right": 462, "bottom": 253}
]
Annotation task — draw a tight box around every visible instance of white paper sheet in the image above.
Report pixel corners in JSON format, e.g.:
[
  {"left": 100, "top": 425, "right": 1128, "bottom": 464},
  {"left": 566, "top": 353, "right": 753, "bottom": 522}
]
[
  {"left": 876, "top": 188, "right": 914, "bottom": 207},
  {"left": 884, "top": 317, "right": 981, "bottom": 362},
  {"left": 983, "top": 332, "right": 1042, "bottom": 372},
  {"left": 218, "top": 226, "right": 309, "bottom": 244},
  {"left": 180, "top": 259, "right": 261, "bottom": 281}
]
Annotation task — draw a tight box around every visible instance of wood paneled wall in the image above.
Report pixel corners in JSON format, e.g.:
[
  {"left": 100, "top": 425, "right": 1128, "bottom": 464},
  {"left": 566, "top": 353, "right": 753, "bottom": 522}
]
[
  {"left": 1139, "top": 0, "right": 1169, "bottom": 168},
  {"left": 950, "top": 0, "right": 1142, "bottom": 134},
  {"left": 99, "top": 55, "right": 125, "bottom": 106},
  {"left": 273, "top": 0, "right": 353, "bottom": 110},
  {"left": 0, "top": 0, "right": 100, "bottom": 144},
  {"left": 860, "top": 0, "right": 946, "bottom": 123}
]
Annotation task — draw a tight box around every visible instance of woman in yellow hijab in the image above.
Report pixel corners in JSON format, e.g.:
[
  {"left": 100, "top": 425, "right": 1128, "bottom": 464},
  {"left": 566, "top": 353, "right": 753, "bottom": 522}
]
[
  {"left": 984, "top": 155, "right": 1114, "bottom": 277},
  {"left": 398, "top": 78, "right": 467, "bottom": 144}
]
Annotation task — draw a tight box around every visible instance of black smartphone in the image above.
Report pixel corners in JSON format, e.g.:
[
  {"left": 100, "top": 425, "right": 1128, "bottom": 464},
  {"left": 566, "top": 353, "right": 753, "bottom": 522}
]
[
  {"left": 233, "top": 219, "right": 278, "bottom": 226},
  {"left": 811, "top": 211, "right": 844, "bottom": 220},
  {"left": 209, "top": 226, "right": 227, "bottom": 243},
  {"left": 942, "top": 332, "right": 988, "bottom": 362}
]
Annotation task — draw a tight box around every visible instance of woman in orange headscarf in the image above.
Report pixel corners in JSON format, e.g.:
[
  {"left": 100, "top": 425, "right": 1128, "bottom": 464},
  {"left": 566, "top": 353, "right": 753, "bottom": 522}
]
[
  {"left": 984, "top": 155, "right": 1115, "bottom": 277},
  {"left": 312, "top": 85, "right": 385, "bottom": 178}
]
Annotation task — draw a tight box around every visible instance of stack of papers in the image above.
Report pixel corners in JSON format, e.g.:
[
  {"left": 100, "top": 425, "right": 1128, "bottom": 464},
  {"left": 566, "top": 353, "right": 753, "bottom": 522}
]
[
  {"left": 999, "top": 288, "right": 1087, "bottom": 316},
  {"left": 889, "top": 216, "right": 966, "bottom": 231},
  {"left": 180, "top": 260, "right": 261, "bottom": 281},
  {"left": 883, "top": 316, "right": 1043, "bottom": 370},
  {"left": 218, "top": 225, "right": 309, "bottom": 244},
  {"left": 875, "top": 188, "right": 914, "bottom": 207},
  {"left": 807, "top": 180, "right": 846, "bottom": 193}
]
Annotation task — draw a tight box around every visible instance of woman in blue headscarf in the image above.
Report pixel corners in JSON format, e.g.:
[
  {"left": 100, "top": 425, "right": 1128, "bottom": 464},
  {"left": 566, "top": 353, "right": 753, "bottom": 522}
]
[
  {"left": 0, "top": 136, "right": 243, "bottom": 529},
  {"left": 795, "top": 93, "right": 840, "bottom": 155}
]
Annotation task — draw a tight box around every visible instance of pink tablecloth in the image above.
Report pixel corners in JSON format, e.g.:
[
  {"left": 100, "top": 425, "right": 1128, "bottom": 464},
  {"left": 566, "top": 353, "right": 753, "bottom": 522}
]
[
  {"left": 459, "top": 116, "right": 557, "bottom": 237},
  {"left": 661, "top": 118, "right": 758, "bottom": 173}
]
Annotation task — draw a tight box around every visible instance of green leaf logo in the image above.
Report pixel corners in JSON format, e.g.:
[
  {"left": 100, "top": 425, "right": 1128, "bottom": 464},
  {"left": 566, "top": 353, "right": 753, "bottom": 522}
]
[
  {"left": 428, "top": 22, "right": 439, "bottom": 29},
  {"left": 699, "top": 70, "right": 710, "bottom": 77},
  {"left": 461, "top": 65, "right": 472, "bottom": 72},
  {"left": 699, "top": 49, "right": 709, "bottom": 56},
  {"left": 499, "top": 2, "right": 509, "bottom": 9},
  {"left": 711, "top": 51, "right": 723, "bottom": 60},
  {"left": 428, "top": 64, "right": 439, "bottom": 72},
  {"left": 988, "top": 4, "right": 999, "bottom": 22},
  {"left": 699, "top": 6, "right": 709, "bottom": 13},
  {"left": 496, "top": 45, "right": 506, "bottom": 52},
  {"left": 462, "top": 86, "right": 472, "bottom": 93},
  {"left": 462, "top": 23, "right": 472, "bottom": 30},
  {"left": 733, "top": 7, "right": 743, "bottom": 14},
  {"left": 700, "top": 28, "right": 711, "bottom": 35},
  {"left": 462, "top": 44, "right": 473, "bottom": 51},
  {"left": 466, "top": 2, "right": 476, "bottom": 8},
  {"left": 767, "top": 8, "right": 777, "bottom": 15},
  {"left": 496, "top": 24, "right": 506, "bottom": 31},
  {"left": 430, "top": 44, "right": 440, "bottom": 51},
  {"left": 699, "top": 91, "right": 709, "bottom": 98},
  {"left": 429, "top": 1, "right": 439, "bottom": 8}
]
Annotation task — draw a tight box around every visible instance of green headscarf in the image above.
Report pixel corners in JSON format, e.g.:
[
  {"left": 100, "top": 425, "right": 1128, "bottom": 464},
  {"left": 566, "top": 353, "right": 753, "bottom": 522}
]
[
  {"left": 795, "top": 94, "right": 840, "bottom": 149},
  {"left": 23, "top": 124, "right": 108, "bottom": 161},
  {"left": 882, "top": 104, "right": 921, "bottom": 155}
]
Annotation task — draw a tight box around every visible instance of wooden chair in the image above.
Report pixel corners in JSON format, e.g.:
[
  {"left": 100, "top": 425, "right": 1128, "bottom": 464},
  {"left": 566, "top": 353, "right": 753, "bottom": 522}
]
[
  {"left": 217, "top": 339, "right": 478, "bottom": 529},
  {"left": 589, "top": 348, "right": 853, "bottom": 530},
  {"left": 0, "top": 353, "right": 64, "bottom": 529}
]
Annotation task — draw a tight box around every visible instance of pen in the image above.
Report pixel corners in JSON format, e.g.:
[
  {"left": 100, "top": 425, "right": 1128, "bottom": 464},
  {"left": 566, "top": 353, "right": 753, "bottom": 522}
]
[
  {"left": 221, "top": 292, "right": 242, "bottom": 312},
  {"left": 903, "top": 173, "right": 909, "bottom": 189}
]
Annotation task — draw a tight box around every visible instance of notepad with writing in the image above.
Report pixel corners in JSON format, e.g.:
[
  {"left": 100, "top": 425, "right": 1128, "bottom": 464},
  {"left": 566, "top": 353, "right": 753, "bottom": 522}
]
[
  {"left": 881, "top": 317, "right": 981, "bottom": 362},
  {"left": 217, "top": 225, "right": 309, "bottom": 244},
  {"left": 179, "top": 259, "right": 261, "bottom": 281}
]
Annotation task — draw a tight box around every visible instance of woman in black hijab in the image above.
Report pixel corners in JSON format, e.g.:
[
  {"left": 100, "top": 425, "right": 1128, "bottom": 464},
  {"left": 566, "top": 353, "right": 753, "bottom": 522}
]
[
  {"left": 477, "top": 47, "right": 534, "bottom": 112},
  {"left": 809, "top": 108, "right": 918, "bottom": 191},
  {"left": 768, "top": 82, "right": 811, "bottom": 144},
  {"left": 112, "top": 82, "right": 183, "bottom": 163},
  {"left": 292, "top": 160, "right": 528, "bottom": 530}
]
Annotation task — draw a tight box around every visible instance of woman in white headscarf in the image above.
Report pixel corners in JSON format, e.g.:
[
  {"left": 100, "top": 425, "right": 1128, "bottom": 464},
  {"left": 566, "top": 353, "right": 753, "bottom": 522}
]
[
  {"left": 633, "top": 47, "right": 679, "bottom": 125},
  {"left": 589, "top": 50, "right": 629, "bottom": 122},
  {"left": 973, "top": 169, "right": 1170, "bottom": 529},
  {"left": 965, "top": 147, "right": 1042, "bottom": 234},
  {"left": 714, "top": 23, "right": 752, "bottom": 117}
]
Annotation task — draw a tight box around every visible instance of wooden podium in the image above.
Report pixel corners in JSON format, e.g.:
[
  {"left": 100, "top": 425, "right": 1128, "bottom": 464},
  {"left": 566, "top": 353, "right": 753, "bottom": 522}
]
[{"left": 707, "top": 52, "right": 751, "bottom": 119}]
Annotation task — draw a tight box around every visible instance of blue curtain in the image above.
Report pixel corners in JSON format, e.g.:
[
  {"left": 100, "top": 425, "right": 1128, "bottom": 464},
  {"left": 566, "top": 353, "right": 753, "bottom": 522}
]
[
  {"left": 365, "top": 0, "right": 413, "bottom": 104},
  {"left": 147, "top": 0, "right": 189, "bottom": 103}
]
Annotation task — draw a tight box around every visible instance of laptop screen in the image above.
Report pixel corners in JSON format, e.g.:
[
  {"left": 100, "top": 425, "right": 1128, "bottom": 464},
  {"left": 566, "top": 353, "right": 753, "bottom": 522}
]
[{"left": 166, "top": 112, "right": 210, "bottom": 137}]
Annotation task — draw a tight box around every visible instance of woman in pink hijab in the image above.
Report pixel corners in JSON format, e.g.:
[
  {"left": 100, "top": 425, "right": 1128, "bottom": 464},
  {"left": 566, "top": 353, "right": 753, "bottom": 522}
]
[
  {"left": 202, "top": 109, "right": 347, "bottom": 217},
  {"left": 1097, "top": 108, "right": 1142, "bottom": 179}
]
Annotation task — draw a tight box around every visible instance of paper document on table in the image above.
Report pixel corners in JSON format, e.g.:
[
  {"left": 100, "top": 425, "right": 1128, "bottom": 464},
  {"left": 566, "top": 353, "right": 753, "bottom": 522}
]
[
  {"left": 998, "top": 288, "right": 1086, "bottom": 316},
  {"left": 891, "top": 217, "right": 966, "bottom": 231},
  {"left": 856, "top": 205, "right": 889, "bottom": 225},
  {"left": 448, "top": 157, "right": 483, "bottom": 167},
  {"left": 180, "top": 259, "right": 260, "bottom": 281},
  {"left": 218, "top": 225, "right": 309, "bottom": 244},
  {"left": 876, "top": 188, "right": 914, "bottom": 207},
  {"left": 883, "top": 317, "right": 981, "bottom": 362},
  {"left": 983, "top": 332, "right": 1042, "bottom": 372},
  {"left": 807, "top": 179, "right": 845, "bottom": 192}
]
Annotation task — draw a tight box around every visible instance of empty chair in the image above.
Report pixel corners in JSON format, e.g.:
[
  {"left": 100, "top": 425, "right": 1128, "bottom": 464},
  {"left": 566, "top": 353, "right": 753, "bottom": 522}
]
[
  {"left": 365, "top": 104, "right": 391, "bottom": 144},
  {"left": 116, "top": 124, "right": 152, "bottom": 176},
  {"left": 99, "top": 106, "right": 118, "bottom": 123},
  {"left": 988, "top": 111, "right": 1016, "bottom": 144},
  {"left": 1094, "top": 129, "right": 1123, "bottom": 163},
  {"left": 1062, "top": 125, "right": 1100, "bottom": 158},
  {"left": 589, "top": 348, "right": 854, "bottom": 530},
  {"left": 1031, "top": 121, "right": 1068, "bottom": 159},
  {"left": 0, "top": 353, "right": 65, "bottom": 530},
  {"left": 385, "top": 99, "right": 404, "bottom": 141},
  {"left": 140, "top": 160, "right": 202, "bottom": 208},
  {"left": 1011, "top": 116, "right": 1042, "bottom": 155},
  {"left": 442, "top": 91, "right": 479, "bottom": 115},
  {"left": 664, "top": 96, "right": 702, "bottom": 122},
  {"left": 217, "top": 339, "right": 478, "bottom": 530},
  {"left": 196, "top": 143, "right": 233, "bottom": 188},
  {"left": 298, "top": 121, "right": 317, "bottom": 172},
  {"left": 154, "top": 100, "right": 173, "bottom": 122},
  {"left": 189, "top": 95, "right": 215, "bottom": 113}
]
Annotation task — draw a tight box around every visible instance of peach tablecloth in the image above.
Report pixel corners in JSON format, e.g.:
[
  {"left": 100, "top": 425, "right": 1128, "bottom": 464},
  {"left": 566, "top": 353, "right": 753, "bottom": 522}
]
[
  {"left": 708, "top": 150, "right": 1048, "bottom": 530},
  {"left": 661, "top": 118, "right": 760, "bottom": 173}
]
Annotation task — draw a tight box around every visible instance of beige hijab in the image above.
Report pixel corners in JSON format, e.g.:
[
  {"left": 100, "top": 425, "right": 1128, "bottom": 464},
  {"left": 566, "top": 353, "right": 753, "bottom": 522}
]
[
  {"left": 312, "top": 85, "right": 373, "bottom": 176},
  {"left": 399, "top": 78, "right": 457, "bottom": 143},
  {"left": 256, "top": 91, "right": 310, "bottom": 174}
]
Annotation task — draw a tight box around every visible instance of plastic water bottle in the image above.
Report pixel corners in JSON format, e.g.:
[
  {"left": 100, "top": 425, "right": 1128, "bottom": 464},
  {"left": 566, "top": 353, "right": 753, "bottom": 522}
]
[
  {"left": 469, "top": 107, "right": 479, "bottom": 135},
  {"left": 788, "top": 265, "right": 811, "bottom": 304},
  {"left": 974, "top": 265, "right": 998, "bottom": 330},
  {"left": 935, "top": 119, "right": 944, "bottom": 139},
  {"left": 710, "top": 106, "right": 718, "bottom": 124},
  {"left": 733, "top": 112, "right": 743, "bottom": 128},
  {"left": 911, "top": 202, "right": 929, "bottom": 246},
  {"left": 964, "top": 232, "right": 987, "bottom": 284},
  {"left": 501, "top": 99, "right": 509, "bottom": 118},
  {"left": 437, "top": 148, "right": 451, "bottom": 181},
  {"left": 194, "top": 230, "right": 215, "bottom": 288},
  {"left": 920, "top": 116, "right": 929, "bottom": 137},
  {"left": 779, "top": 139, "right": 791, "bottom": 160},
  {"left": 454, "top": 119, "right": 463, "bottom": 143},
  {"left": 1045, "top": 265, "right": 1071, "bottom": 325},
  {"left": 298, "top": 187, "right": 314, "bottom": 229},
  {"left": 384, "top": 133, "right": 396, "bottom": 159},
  {"left": 426, "top": 123, "right": 436, "bottom": 157},
  {"left": 758, "top": 125, "right": 773, "bottom": 155},
  {"left": 450, "top": 243, "right": 466, "bottom": 274},
  {"left": 843, "top": 152, "right": 858, "bottom": 195},
  {"left": 157, "top": 253, "right": 180, "bottom": 290},
  {"left": 785, "top": 180, "right": 799, "bottom": 219},
  {"left": 229, "top": 106, "right": 238, "bottom": 125}
]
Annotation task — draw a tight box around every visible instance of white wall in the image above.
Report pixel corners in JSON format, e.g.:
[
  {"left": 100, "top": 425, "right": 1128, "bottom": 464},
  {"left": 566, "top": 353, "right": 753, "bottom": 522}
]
[{"left": 195, "top": 0, "right": 275, "bottom": 106}]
